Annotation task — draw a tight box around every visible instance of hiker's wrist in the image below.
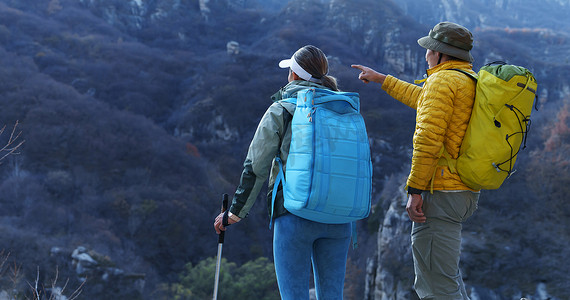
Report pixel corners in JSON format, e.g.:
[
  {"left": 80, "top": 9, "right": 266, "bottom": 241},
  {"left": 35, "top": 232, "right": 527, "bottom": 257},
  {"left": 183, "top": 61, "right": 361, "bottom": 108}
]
[
  {"left": 377, "top": 73, "right": 386, "bottom": 85},
  {"left": 228, "top": 212, "right": 241, "bottom": 222},
  {"left": 407, "top": 187, "right": 424, "bottom": 195}
]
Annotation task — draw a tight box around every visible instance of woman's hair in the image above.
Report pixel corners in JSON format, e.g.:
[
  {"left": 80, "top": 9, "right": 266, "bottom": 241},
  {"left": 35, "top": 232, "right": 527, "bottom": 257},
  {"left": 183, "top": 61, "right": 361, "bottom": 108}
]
[{"left": 293, "top": 45, "right": 339, "bottom": 91}]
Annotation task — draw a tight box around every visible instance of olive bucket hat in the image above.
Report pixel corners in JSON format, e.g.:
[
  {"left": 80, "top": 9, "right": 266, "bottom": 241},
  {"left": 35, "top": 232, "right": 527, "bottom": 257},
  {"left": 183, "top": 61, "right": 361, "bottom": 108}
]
[{"left": 417, "top": 21, "right": 474, "bottom": 62}]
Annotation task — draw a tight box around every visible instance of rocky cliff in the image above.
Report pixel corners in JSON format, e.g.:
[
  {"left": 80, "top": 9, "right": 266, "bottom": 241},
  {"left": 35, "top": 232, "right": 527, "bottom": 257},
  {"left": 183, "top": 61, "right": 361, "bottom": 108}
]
[
  {"left": 365, "top": 174, "right": 417, "bottom": 300},
  {"left": 394, "top": 0, "right": 570, "bottom": 33},
  {"left": 0, "top": 0, "right": 568, "bottom": 299}
]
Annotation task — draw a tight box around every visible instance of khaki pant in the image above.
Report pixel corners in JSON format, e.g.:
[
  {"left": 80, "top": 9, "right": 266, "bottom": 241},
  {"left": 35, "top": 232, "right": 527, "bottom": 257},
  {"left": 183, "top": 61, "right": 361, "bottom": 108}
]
[{"left": 411, "top": 191, "right": 479, "bottom": 300}]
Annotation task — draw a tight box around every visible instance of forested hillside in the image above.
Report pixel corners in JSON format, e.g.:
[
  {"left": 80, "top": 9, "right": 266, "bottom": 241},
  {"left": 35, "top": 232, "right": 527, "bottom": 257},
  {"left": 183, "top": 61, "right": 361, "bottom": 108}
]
[{"left": 0, "top": 0, "right": 567, "bottom": 299}]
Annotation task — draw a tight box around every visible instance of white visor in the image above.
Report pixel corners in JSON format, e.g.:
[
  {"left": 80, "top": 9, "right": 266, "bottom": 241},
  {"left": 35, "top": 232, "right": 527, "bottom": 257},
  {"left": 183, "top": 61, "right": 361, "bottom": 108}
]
[{"left": 279, "top": 56, "right": 320, "bottom": 83}]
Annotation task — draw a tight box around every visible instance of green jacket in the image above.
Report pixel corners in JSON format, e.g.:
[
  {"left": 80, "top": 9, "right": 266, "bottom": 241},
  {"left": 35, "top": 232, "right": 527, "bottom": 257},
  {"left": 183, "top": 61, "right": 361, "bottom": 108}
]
[{"left": 229, "top": 80, "right": 329, "bottom": 221}]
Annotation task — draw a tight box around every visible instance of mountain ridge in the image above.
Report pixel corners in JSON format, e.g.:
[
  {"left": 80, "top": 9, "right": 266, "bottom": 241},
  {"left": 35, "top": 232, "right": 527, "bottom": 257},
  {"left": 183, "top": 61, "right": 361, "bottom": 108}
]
[{"left": 0, "top": 0, "right": 567, "bottom": 298}]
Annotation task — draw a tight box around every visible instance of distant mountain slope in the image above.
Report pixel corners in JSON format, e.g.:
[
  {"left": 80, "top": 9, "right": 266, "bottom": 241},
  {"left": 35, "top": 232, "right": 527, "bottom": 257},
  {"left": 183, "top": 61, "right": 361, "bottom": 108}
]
[
  {"left": 0, "top": 0, "right": 567, "bottom": 299},
  {"left": 392, "top": 0, "right": 570, "bottom": 32},
  {"left": 392, "top": 0, "right": 570, "bottom": 67}
]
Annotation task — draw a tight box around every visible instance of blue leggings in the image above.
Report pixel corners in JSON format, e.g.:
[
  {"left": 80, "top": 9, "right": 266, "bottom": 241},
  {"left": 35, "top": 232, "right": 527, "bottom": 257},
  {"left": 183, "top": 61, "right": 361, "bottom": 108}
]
[{"left": 273, "top": 213, "right": 351, "bottom": 300}]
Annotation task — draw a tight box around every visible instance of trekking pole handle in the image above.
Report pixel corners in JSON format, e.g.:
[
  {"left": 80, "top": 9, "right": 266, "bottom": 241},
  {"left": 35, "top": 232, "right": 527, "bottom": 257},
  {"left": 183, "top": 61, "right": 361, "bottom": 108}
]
[{"left": 218, "top": 193, "right": 229, "bottom": 244}]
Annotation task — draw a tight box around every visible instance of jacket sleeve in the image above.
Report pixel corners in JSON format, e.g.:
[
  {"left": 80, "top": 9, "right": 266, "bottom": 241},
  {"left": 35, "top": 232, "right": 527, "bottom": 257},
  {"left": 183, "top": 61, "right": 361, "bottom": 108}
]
[
  {"left": 229, "top": 103, "right": 286, "bottom": 219},
  {"left": 381, "top": 75, "right": 423, "bottom": 110},
  {"left": 407, "top": 73, "right": 455, "bottom": 190}
]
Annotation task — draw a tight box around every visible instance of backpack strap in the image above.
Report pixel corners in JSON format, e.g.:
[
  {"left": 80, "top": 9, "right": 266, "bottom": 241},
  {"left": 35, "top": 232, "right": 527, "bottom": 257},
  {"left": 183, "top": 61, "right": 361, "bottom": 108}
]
[
  {"left": 427, "top": 145, "right": 456, "bottom": 193},
  {"left": 425, "top": 144, "right": 465, "bottom": 193},
  {"left": 269, "top": 156, "right": 286, "bottom": 229},
  {"left": 427, "top": 69, "right": 477, "bottom": 192},
  {"left": 448, "top": 68, "right": 478, "bottom": 82},
  {"left": 351, "top": 222, "right": 358, "bottom": 249},
  {"left": 269, "top": 99, "right": 295, "bottom": 229}
]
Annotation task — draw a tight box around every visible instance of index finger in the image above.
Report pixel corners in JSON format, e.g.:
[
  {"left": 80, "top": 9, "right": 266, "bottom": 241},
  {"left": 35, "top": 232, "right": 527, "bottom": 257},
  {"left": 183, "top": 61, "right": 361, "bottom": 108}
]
[
  {"left": 414, "top": 215, "right": 427, "bottom": 223},
  {"left": 411, "top": 212, "right": 426, "bottom": 223},
  {"left": 214, "top": 221, "right": 221, "bottom": 234},
  {"left": 351, "top": 64, "right": 364, "bottom": 71}
]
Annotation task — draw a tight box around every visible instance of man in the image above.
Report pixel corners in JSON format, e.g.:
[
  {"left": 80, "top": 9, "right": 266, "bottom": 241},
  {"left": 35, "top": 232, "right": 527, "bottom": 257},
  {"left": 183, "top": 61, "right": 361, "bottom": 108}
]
[{"left": 352, "top": 22, "right": 480, "bottom": 300}]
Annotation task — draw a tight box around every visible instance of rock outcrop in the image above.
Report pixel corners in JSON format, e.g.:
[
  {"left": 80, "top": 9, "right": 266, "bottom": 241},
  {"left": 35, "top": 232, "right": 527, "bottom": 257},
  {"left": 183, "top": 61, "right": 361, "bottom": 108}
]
[
  {"left": 227, "top": 41, "right": 240, "bottom": 55},
  {"left": 51, "top": 246, "right": 145, "bottom": 298},
  {"left": 364, "top": 174, "right": 418, "bottom": 300},
  {"left": 393, "top": 0, "right": 570, "bottom": 31},
  {"left": 365, "top": 173, "right": 566, "bottom": 300}
]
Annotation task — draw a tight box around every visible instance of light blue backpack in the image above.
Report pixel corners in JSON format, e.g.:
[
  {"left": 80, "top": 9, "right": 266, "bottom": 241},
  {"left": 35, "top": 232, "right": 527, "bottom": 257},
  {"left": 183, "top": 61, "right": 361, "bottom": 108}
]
[{"left": 271, "top": 88, "right": 372, "bottom": 229}]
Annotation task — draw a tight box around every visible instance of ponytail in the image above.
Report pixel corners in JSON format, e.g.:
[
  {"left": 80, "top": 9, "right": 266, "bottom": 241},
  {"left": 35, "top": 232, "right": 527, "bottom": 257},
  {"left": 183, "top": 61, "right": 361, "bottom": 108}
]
[{"left": 320, "top": 75, "right": 339, "bottom": 91}]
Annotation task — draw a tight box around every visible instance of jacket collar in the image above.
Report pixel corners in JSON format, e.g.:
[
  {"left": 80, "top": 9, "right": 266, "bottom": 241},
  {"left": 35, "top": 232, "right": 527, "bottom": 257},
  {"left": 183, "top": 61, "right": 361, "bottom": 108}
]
[
  {"left": 271, "top": 80, "right": 327, "bottom": 102},
  {"left": 426, "top": 60, "right": 474, "bottom": 76}
]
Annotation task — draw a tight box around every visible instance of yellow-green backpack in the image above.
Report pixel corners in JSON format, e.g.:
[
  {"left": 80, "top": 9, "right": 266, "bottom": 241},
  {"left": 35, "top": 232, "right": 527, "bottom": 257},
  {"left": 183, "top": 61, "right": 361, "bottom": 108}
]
[{"left": 442, "top": 62, "right": 538, "bottom": 190}]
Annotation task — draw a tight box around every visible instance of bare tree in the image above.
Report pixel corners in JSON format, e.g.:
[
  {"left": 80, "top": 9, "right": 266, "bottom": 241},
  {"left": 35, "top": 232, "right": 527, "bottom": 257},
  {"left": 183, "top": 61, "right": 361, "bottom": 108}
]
[
  {"left": 29, "top": 266, "right": 85, "bottom": 300},
  {"left": 0, "top": 120, "right": 24, "bottom": 164}
]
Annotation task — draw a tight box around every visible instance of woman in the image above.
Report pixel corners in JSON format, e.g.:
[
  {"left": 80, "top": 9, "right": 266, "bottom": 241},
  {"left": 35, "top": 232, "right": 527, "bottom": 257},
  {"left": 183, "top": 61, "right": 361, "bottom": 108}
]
[{"left": 213, "top": 45, "right": 352, "bottom": 299}]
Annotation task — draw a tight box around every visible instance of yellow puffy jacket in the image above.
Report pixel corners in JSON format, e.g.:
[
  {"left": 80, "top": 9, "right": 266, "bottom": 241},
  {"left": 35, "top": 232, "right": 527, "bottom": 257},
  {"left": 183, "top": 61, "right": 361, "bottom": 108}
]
[{"left": 382, "top": 60, "right": 479, "bottom": 191}]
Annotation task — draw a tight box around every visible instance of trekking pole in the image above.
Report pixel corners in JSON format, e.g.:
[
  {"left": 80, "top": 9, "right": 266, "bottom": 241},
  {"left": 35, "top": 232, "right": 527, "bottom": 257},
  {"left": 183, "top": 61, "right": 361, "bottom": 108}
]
[{"left": 213, "top": 193, "right": 228, "bottom": 300}]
